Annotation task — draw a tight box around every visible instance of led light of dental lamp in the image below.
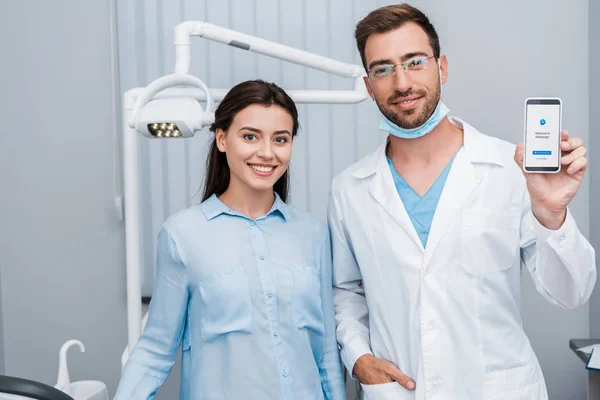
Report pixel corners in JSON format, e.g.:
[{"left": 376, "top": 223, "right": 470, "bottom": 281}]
[
  {"left": 128, "top": 73, "right": 215, "bottom": 138},
  {"left": 137, "top": 97, "right": 200, "bottom": 138}
]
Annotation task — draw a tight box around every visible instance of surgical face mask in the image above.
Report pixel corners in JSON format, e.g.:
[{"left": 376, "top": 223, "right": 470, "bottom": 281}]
[{"left": 377, "top": 66, "right": 450, "bottom": 139}]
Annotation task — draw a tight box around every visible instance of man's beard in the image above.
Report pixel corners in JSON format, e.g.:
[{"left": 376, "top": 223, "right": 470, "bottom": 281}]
[{"left": 376, "top": 79, "right": 441, "bottom": 130}]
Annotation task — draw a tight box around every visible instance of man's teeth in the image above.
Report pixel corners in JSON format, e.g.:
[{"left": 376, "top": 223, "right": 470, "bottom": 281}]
[
  {"left": 398, "top": 99, "right": 416, "bottom": 104},
  {"left": 251, "top": 165, "right": 274, "bottom": 173}
]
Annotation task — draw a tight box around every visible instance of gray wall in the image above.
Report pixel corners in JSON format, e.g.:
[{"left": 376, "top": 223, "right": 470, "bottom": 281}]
[
  {"left": 0, "top": 0, "right": 126, "bottom": 395},
  {"left": 590, "top": 0, "right": 600, "bottom": 338}
]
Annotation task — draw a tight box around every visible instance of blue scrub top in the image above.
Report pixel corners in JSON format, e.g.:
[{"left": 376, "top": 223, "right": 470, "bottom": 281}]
[{"left": 387, "top": 157, "right": 454, "bottom": 248}]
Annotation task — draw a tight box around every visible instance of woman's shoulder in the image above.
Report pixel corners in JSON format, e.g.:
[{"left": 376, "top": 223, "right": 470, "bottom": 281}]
[
  {"left": 283, "top": 203, "right": 328, "bottom": 239},
  {"left": 162, "top": 204, "right": 207, "bottom": 236}
]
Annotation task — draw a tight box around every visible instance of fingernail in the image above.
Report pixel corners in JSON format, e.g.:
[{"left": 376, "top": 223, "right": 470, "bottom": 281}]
[{"left": 408, "top": 381, "right": 416, "bottom": 390}]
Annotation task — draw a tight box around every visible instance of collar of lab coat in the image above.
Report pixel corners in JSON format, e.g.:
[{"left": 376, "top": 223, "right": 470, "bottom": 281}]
[{"left": 352, "top": 116, "right": 505, "bottom": 179}]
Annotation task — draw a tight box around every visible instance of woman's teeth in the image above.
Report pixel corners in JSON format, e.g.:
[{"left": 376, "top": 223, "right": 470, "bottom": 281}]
[{"left": 250, "top": 165, "right": 274, "bottom": 173}]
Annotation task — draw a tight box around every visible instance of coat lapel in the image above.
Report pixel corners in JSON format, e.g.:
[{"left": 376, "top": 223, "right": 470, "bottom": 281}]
[
  {"left": 422, "top": 148, "right": 482, "bottom": 267},
  {"left": 422, "top": 117, "right": 505, "bottom": 268},
  {"left": 369, "top": 153, "right": 425, "bottom": 252}
]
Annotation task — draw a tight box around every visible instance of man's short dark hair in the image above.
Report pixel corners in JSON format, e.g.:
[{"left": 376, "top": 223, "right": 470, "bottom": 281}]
[{"left": 355, "top": 4, "right": 441, "bottom": 71}]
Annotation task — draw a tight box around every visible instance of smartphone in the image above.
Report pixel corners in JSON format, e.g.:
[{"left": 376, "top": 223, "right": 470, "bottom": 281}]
[{"left": 523, "top": 98, "right": 562, "bottom": 173}]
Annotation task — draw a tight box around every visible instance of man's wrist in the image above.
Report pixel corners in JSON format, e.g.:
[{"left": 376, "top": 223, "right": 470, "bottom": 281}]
[
  {"left": 352, "top": 354, "right": 373, "bottom": 378},
  {"left": 342, "top": 335, "right": 373, "bottom": 379},
  {"left": 532, "top": 205, "right": 567, "bottom": 230}
]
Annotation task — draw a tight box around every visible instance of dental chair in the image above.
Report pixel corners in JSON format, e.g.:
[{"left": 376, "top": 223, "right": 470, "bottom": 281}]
[{"left": 0, "top": 376, "right": 73, "bottom": 400}]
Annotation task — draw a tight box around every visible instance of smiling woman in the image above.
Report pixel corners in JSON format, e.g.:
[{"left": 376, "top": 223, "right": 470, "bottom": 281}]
[
  {"left": 114, "top": 79, "right": 347, "bottom": 400},
  {"left": 203, "top": 80, "right": 299, "bottom": 208}
]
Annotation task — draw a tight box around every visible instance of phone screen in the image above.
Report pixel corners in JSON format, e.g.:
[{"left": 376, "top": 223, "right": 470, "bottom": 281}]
[{"left": 524, "top": 99, "right": 561, "bottom": 172}]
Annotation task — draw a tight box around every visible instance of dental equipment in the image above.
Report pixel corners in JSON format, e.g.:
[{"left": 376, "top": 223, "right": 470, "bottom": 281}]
[
  {"left": 0, "top": 376, "right": 74, "bottom": 400},
  {"left": 54, "top": 340, "right": 108, "bottom": 400},
  {"left": 0, "top": 340, "right": 108, "bottom": 400},
  {"left": 121, "top": 21, "right": 368, "bottom": 367}
]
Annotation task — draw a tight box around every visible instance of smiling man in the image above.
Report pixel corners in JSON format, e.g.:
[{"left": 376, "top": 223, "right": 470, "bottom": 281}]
[{"left": 328, "top": 4, "right": 596, "bottom": 400}]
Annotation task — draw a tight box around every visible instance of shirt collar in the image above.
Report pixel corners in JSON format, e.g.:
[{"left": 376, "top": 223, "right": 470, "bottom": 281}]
[
  {"left": 352, "top": 115, "right": 504, "bottom": 179},
  {"left": 200, "top": 192, "right": 290, "bottom": 221},
  {"left": 450, "top": 117, "right": 504, "bottom": 167}
]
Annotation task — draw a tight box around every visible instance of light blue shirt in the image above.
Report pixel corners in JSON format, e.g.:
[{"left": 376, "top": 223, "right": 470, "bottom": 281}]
[
  {"left": 114, "top": 194, "right": 346, "bottom": 400},
  {"left": 387, "top": 157, "right": 453, "bottom": 247}
]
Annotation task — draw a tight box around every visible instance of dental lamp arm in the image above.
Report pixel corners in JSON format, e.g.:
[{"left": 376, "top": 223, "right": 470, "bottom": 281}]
[{"left": 174, "top": 21, "right": 364, "bottom": 78}]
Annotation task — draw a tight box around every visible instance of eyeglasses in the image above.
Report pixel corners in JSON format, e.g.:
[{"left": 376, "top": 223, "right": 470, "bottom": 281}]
[{"left": 368, "top": 56, "right": 436, "bottom": 80}]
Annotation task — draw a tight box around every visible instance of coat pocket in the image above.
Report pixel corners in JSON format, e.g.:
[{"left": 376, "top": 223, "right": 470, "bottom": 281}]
[
  {"left": 461, "top": 210, "right": 521, "bottom": 275},
  {"left": 484, "top": 363, "right": 546, "bottom": 400},
  {"left": 360, "top": 382, "right": 414, "bottom": 400}
]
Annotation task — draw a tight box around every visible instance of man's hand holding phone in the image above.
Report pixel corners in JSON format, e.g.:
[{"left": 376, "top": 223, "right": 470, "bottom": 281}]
[{"left": 515, "top": 129, "right": 588, "bottom": 230}]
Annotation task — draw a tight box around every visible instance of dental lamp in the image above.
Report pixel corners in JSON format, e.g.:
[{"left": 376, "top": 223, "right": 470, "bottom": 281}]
[
  {"left": 121, "top": 21, "right": 368, "bottom": 367},
  {"left": 128, "top": 73, "right": 215, "bottom": 138}
]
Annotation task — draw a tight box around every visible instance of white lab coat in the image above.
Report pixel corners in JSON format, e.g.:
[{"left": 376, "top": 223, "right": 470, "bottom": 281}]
[{"left": 328, "top": 117, "right": 596, "bottom": 400}]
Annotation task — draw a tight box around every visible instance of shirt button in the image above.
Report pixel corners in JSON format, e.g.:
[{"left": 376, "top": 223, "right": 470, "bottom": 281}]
[
  {"left": 282, "top": 370, "right": 288, "bottom": 377},
  {"left": 427, "top": 321, "right": 436, "bottom": 330},
  {"left": 267, "top": 292, "right": 273, "bottom": 298},
  {"left": 423, "top": 270, "right": 430, "bottom": 278},
  {"left": 273, "top": 330, "right": 279, "bottom": 337},
  {"left": 249, "top": 221, "right": 256, "bottom": 226},
  {"left": 259, "top": 254, "right": 265, "bottom": 260}
]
